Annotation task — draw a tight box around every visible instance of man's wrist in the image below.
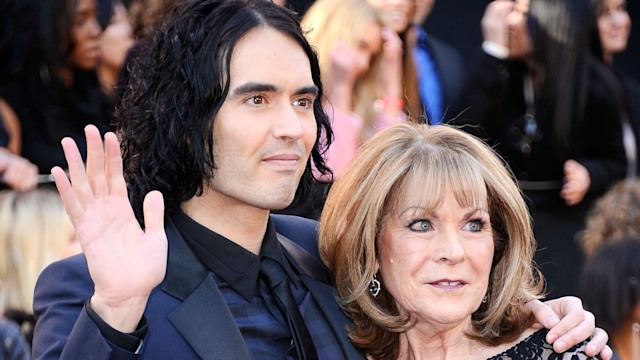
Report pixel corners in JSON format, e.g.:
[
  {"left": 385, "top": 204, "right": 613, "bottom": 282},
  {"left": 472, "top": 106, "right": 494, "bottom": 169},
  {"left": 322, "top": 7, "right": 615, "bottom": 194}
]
[
  {"left": 86, "top": 299, "right": 147, "bottom": 353},
  {"left": 90, "top": 294, "right": 148, "bottom": 333}
]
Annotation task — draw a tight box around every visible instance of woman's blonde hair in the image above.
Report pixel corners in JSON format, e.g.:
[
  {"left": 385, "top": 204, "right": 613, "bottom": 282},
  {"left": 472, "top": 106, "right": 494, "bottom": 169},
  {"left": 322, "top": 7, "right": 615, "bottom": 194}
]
[
  {"left": 0, "top": 189, "right": 73, "bottom": 313},
  {"left": 301, "top": 0, "right": 382, "bottom": 94},
  {"left": 581, "top": 179, "right": 640, "bottom": 258},
  {"left": 319, "top": 123, "right": 544, "bottom": 359}
]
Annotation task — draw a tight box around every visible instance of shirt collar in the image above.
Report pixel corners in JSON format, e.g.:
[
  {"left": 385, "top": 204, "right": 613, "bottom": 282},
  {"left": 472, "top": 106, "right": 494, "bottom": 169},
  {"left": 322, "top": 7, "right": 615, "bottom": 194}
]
[
  {"left": 172, "top": 209, "right": 296, "bottom": 301},
  {"left": 414, "top": 25, "right": 429, "bottom": 44}
]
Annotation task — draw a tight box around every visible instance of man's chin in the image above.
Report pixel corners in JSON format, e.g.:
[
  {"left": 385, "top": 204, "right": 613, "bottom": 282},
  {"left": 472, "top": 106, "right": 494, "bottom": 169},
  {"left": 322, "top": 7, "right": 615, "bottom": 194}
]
[{"left": 269, "top": 197, "right": 296, "bottom": 211}]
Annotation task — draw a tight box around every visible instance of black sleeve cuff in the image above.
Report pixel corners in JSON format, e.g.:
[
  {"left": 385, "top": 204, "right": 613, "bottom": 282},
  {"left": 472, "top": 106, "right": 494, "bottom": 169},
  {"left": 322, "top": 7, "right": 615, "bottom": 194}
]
[{"left": 85, "top": 299, "right": 148, "bottom": 353}]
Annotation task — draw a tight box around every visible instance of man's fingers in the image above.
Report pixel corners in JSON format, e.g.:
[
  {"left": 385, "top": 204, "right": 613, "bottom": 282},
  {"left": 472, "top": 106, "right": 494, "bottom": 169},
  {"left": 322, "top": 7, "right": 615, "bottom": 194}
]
[
  {"left": 550, "top": 308, "right": 593, "bottom": 353},
  {"left": 61, "top": 137, "right": 94, "bottom": 208},
  {"left": 526, "top": 299, "right": 560, "bottom": 330},
  {"left": 143, "top": 190, "right": 165, "bottom": 235},
  {"left": 85, "top": 125, "right": 108, "bottom": 198},
  {"left": 104, "top": 132, "right": 127, "bottom": 197},
  {"left": 52, "top": 166, "right": 85, "bottom": 229},
  {"left": 583, "top": 328, "right": 610, "bottom": 358}
]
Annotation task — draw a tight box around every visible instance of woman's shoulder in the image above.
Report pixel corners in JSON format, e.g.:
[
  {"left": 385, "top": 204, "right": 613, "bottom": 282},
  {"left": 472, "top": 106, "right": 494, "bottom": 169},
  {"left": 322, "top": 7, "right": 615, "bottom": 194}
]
[{"left": 486, "top": 328, "right": 600, "bottom": 360}]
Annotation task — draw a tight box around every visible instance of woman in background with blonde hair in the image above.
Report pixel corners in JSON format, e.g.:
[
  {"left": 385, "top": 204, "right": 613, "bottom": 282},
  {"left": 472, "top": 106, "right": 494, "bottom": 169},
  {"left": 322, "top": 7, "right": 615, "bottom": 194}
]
[
  {"left": 302, "top": 0, "right": 407, "bottom": 180},
  {"left": 0, "top": 189, "right": 79, "bottom": 345}
]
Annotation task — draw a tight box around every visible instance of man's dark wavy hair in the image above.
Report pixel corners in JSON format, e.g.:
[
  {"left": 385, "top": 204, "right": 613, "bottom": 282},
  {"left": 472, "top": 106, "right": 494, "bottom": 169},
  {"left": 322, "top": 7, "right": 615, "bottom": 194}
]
[{"left": 115, "top": 0, "right": 332, "bottom": 224}]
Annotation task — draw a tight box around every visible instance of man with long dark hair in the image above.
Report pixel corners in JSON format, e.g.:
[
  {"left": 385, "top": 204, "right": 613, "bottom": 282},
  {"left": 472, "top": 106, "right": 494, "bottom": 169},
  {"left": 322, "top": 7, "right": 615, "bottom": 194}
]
[
  {"left": 32, "top": 1, "right": 352, "bottom": 358},
  {"left": 30, "top": 0, "right": 615, "bottom": 359}
]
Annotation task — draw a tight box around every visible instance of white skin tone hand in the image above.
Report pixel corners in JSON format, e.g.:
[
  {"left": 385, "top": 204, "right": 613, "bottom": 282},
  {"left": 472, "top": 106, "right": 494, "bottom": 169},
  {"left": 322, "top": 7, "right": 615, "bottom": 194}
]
[
  {"left": 328, "top": 41, "right": 364, "bottom": 113},
  {"left": 560, "top": 159, "right": 591, "bottom": 206},
  {"left": 528, "top": 297, "right": 612, "bottom": 359},
  {"left": 380, "top": 27, "right": 403, "bottom": 99},
  {"left": 0, "top": 148, "right": 38, "bottom": 191},
  {"left": 379, "top": 27, "right": 404, "bottom": 116},
  {"left": 481, "top": 0, "right": 513, "bottom": 47},
  {"left": 51, "top": 124, "right": 167, "bottom": 333}
]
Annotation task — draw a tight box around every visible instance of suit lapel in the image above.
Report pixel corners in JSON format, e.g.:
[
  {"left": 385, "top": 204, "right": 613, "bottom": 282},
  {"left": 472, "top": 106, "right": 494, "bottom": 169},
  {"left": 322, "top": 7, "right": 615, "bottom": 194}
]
[
  {"left": 167, "top": 275, "right": 251, "bottom": 360},
  {"left": 278, "top": 232, "right": 364, "bottom": 360},
  {"left": 161, "top": 216, "right": 251, "bottom": 360},
  {"left": 300, "top": 275, "right": 365, "bottom": 360}
]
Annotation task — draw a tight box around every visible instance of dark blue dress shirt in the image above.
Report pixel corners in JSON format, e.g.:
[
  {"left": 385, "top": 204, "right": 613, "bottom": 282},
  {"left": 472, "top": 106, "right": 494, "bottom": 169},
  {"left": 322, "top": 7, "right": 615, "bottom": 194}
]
[{"left": 173, "top": 210, "right": 342, "bottom": 359}]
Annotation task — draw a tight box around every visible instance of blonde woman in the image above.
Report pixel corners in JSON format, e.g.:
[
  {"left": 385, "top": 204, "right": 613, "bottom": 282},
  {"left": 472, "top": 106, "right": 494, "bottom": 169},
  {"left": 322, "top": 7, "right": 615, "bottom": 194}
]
[
  {"left": 320, "top": 123, "right": 610, "bottom": 359},
  {"left": 0, "top": 189, "right": 79, "bottom": 344},
  {"left": 302, "top": 0, "right": 407, "bottom": 179}
]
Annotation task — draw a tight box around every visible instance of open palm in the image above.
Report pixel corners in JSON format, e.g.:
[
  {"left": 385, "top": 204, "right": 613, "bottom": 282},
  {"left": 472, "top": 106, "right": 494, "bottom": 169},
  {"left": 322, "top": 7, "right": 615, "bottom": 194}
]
[{"left": 52, "top": 125, "right": 167, "bottom": 331}]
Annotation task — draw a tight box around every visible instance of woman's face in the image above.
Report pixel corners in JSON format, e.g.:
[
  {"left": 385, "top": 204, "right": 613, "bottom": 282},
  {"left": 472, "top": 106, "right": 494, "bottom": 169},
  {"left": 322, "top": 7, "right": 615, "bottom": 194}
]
[
  {"left": 99, "top": 2, "right": 135, "bottom": 71},
  {"left": 69, "top": 0, "right": 102, "bottom": 70},
  {"left": 376, "top": 184, "right": 494, "bottom": 330},
  {"left": 351, "top": 22, "right": 384, "bottom": 79},
  {"left": 598, "top": 0, "right": 631, "bottom": 60},
  {"left": 366, "top": 0, "right": 414, "bottom": 34},
  {"left": 506, "top": 0, "right": 533, "bottom": 60}
]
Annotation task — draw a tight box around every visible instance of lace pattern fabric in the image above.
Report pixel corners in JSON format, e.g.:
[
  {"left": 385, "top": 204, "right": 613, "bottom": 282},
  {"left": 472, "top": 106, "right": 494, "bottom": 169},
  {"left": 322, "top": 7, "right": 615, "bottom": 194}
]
[{"left": 487, "top": 329, "right": 600, "bottom": 360}]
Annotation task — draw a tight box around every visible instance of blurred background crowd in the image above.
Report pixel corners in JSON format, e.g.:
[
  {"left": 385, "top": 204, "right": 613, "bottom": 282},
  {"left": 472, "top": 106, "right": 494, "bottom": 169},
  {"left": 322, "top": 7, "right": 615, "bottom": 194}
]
[{"left": 0, "top": 0, "right": 638, "bottom": 359}]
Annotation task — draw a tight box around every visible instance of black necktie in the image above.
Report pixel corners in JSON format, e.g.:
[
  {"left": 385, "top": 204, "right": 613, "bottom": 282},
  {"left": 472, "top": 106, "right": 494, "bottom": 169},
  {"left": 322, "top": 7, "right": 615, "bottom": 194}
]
[{"left": 260, "top": 257, "right": 318, "bottom": 360}]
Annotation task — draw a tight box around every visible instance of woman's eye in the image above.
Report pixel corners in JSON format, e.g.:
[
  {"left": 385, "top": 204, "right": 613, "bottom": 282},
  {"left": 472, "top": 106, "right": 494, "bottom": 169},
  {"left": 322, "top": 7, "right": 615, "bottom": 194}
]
[
  {"left": 408, "top": 220, "right": 431, "bottom": 232},
  {"left": 464, "top": 219, "right": 486, "bottom": 232}
]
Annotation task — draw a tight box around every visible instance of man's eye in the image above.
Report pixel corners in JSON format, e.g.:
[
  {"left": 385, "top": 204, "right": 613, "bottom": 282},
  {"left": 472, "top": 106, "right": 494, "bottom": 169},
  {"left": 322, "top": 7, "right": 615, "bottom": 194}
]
[
  {"left": 293, "top": 97, "right": 313, "bottom": 109},
  {"left": 247, "top": 95, "right": 265, "bottom": 105}
]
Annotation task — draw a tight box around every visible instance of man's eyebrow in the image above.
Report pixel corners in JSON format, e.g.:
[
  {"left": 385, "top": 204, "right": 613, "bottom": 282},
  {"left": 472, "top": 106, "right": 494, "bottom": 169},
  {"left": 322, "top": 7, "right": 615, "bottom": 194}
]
[
  {"left": 230, "top": 82, "right": 319, "bottom": 97},
  {"left": 295, "top": 85, "right": 319, "bottom": 97},
  {"left": 232, "top": 82, "right": 278, "bottom": 96}
]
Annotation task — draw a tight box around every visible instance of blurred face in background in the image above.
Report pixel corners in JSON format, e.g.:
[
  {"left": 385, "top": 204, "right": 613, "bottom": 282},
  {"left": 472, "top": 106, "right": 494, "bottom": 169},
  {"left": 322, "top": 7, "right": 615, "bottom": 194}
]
[
  {"left": 367, "top": 0, "right": 415, "bottom": 34},
  {"left": 414, "top": 0, "right": 435, "bottom": 25},
  {"left": 351, "top": 22, "right": 384, "bottom": 79},
  {"left": 70, "top": 0, "right": 102, "bottom": 69},
  {"left": 506, "top": 0, "right": 533, "bottom": 60},
  {"left": 597, "top": 0, "right": 631, "bottom": 62},
  {"left": 99, "top": 1, "right": 135, "bottom": 73}
]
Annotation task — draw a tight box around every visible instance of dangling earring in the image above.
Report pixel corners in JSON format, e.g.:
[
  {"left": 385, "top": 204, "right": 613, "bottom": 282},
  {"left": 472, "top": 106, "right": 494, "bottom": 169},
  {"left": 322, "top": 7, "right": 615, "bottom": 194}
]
[
  {"left": 369, "top": 275, "right": 381, "bottom": 297},
  {"left": 482, "top": 295, "right": 488, "bottom": 304}
]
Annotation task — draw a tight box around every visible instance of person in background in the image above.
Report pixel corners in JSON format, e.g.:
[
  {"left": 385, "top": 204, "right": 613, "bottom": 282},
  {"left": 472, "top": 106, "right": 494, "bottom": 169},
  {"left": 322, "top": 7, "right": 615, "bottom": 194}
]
[
  {"left": 0, "top": 0, "right": 111, "bottom": 175},
  {"left": 592, "top": 0, "right": 640, "bottom": 177},
  {"left": 579, "top": 238, "right": 640, "bottom": 360},
  {"left": 580, "top": 179, "right": 640, "bottom": 258},
  {"left": 0, "top": 107, "right": 38, "bottom": 191},
  {"left": 579, "top": 178, "right": 640, "bottom": 359},
  {"left": 128, "top": 0, "right": 184, "bottom": 39},
  {"left": 0, "top": 189, "right": 78, "bottom": 346},
  {"left": 320, "top": 122, "right": 611, "bottom": 359},
  {"left": 0, "top": 313, "right": 30, "bottom": 360},
  {"left": 411, "top": 0, "right": 466, "bottom": 124},
  {"left": 450, "top": 0, "right": 627, "bottom": 298},
  {"left": 96, "top": 0, "right": 136, "bottom": 123},
  {"left": 301, "top": 0, "right": 405, "bottom": 179},
  {"left": 364, "top": 0, "right": 423, "bottom": 122}
]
